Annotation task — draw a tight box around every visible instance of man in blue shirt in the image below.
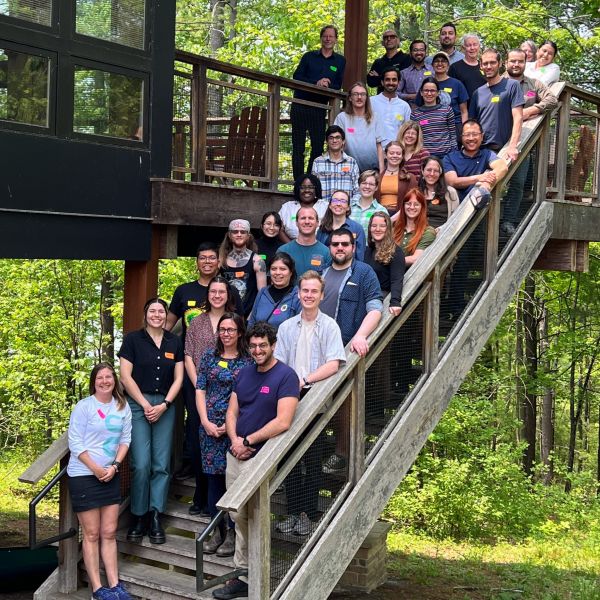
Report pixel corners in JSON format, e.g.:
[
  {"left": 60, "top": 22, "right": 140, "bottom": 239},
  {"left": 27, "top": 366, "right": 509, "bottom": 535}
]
[
  {"left": 425, "top": 23, "right": 465, "bottom": 66},
  {"left": 291, "top": 25, "right": 346, "bottom": 181}
]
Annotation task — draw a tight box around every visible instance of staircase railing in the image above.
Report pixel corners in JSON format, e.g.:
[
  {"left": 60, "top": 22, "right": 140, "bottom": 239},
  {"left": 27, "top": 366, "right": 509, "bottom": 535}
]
[{"left": 216, "top": 81, "right": 599, "bottom": 599}]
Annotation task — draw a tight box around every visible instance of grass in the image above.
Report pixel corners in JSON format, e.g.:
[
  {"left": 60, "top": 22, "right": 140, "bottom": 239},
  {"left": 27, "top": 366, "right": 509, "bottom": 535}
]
[
  {"left": 0, "top": 452, "right": 59, "bottom": 547},
  {"left": 385, "top": 529, "right": 600, "bottom": 600}
]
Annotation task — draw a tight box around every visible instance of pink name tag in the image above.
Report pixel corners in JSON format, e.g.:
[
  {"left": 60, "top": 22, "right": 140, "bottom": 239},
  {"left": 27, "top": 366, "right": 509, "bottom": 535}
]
[
  {"left": 347, "top": 127, "right": 355, "bottom": 133},
  {"left": 419, "top": 119, "right": 429, "bottom": 125},
  {"left": 260, "top": 386, "right": 270, "bottom": 394},
  {"left": 273, "top": 308, "right": 282, "bottom": 315},
  {"left": 97, "top": 409, "right": 106, "bottom": 419},
  {"left": 526, "top": 90, "right": 536, "bottom": 97}
]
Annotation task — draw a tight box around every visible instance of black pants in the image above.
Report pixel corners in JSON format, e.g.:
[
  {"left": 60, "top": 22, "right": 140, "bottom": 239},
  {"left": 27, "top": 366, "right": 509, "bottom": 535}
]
[
  {"left": 291, "top": 103, "right": 327, "bottom": 181},
  {"left": 183, "top": 376, "right": 208, "bottom": 509}
]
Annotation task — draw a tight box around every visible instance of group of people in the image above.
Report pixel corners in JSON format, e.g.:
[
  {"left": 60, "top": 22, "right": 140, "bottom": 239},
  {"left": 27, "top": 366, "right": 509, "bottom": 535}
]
[{"left": 64, "top": 22, "right": 561, "bottom": 600}]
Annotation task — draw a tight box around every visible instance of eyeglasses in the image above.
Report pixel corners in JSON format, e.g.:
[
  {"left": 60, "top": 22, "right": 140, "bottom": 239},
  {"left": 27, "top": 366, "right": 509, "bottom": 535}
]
[
  {"left": 361, "top": 181, "right": 377, "bottom": 187},
  {"left": 424, "top": 168, "right": 441, "bottom": 175},
  {"left": 331, "top": 241, "right": 352, "bottom": 247},
  {"left": 350, "top": 92, "right": 368, "bottom": 98},
  {"left": 421, "top": 89, "right": 438, "bottom": 94},
  {"left": 330, "top": 198, "right": 349, "bottom": 205},
  {"left": 300, "top": 185, "right": 315, "bottom": 191},
  {"left": 405, "top": 202, "right": 421, "bottom": 208},
  {"left": 230, "top": 230, "right": 248, "bottom": 235},
  {"left": 198, "top": 255, "right": 218, "bottom": 262},
  {"left": 327, "top": 135, "right": 343, "bottom": 141},
  {"left": 218, "top": 327, "right": 238, "bottom": 334},
  {"left": 249, "top": 342, "right": 270, "bottom": 350}
]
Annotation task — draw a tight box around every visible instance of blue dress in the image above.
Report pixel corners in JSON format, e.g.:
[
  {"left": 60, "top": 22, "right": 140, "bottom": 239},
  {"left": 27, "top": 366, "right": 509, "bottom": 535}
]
[{"left": 196, "top": 350, "right": 253, "bottom": 474}]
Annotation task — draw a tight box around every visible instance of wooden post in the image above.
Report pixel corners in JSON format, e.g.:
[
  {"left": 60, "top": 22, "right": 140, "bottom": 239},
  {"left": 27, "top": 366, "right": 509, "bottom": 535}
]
[
  {"left": 423, "top": 265, "right": 441, "bottom": 374},
  {"left": 535, "top": 120, "right": 550, "bottom": 205},
  {"left": 554, "top": 91, "right": 571, "bottom": 200},
  {"left": 594, "top": 107, "right": 600, "bottom": 207},
  {"left": 247, "top": 481, "right": 271, "bottom": 600},
  {"left": 194, "top": 63, "right": 208, "bottom": 182},
  {"left": 57, "top": 455, "right": 78, "bottom": 593},
  {"left": 350, "top": 363, "right": 365, "bottom": 483},
  {"left": 484, "top": 188, "right": 501, "bottom": 282},
  {"left": 267, "top": 81, "right": 281, "bottom": 190},
  {"left": 343, "top": 0, "right": 369, "bottom": 90},
  {"left": 123, "top": 227, "right": 160, "bottom": 334}
]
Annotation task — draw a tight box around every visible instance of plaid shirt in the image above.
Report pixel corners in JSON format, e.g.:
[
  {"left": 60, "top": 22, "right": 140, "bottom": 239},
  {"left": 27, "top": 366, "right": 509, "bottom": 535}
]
[
  {"left": 350, "top": 197, "right": 389, "bottom": 236},
  {"left": 311, "top": 151, "right": 360, "bottom": 203}
]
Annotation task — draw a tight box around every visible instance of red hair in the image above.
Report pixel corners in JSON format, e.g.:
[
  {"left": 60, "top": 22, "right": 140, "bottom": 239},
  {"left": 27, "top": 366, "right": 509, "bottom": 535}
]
[{"left": 393, "top": 188, "right": 429, "bottom": 255}]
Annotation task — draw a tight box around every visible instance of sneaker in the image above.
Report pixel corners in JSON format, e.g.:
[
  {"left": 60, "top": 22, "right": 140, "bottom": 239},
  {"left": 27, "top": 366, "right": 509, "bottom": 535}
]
[
  {"left": 212, "top": 578, "right": 248, "bottom": 599},
  {"left": 293, "top": 512, "right": 314, "bottom": 536},
  {"left": 110, "top": 581, "right": 132, "bottom": 600},
  {"left": 500, "top": 221, "right": 516, "bottom": 236},
  {"left": 216, "top": 528, "right": 235, "bottom": 557},
  {"left": 275, "top": 514, "right": 298, "bottom": 534},
  {"left": 322, "top": 453, "right": 347, "bottom": 474},
  {"left": 92, "top": 587, "right": 119, "bottom": 600}
]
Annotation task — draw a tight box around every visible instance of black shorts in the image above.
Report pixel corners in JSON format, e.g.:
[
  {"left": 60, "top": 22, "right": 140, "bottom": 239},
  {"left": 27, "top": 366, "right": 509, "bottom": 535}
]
[{"left": 68, "top": 474, "right": 121, "bottom": 513}]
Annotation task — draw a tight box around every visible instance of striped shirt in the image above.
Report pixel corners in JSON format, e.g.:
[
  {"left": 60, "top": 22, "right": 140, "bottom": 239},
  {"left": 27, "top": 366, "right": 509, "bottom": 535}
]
[
  {"left": 312, "top": 151, "right": 360, "bottom": 203},
  {"left": 410, "top": 105, "right": 457, "bottom": 157}
]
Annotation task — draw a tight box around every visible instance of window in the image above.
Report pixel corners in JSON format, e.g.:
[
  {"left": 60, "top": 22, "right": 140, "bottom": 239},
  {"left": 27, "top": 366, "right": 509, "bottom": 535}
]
[
  {"left": 73, "top": 66, "right": 143, "bottom": 140},
  {"left": 75, "top": 0, "right": 145, "bottom": 50},
  {"left": 0, "top": 47, "right": 49, "bottom": 127},
  {"left": 0, "top": 0, "right": 51, "bottom": 27}
]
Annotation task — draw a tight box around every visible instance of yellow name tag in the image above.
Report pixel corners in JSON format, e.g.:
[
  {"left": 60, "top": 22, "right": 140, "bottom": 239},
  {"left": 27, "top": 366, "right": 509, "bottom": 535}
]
[
  {"left": 424, "top": 71, "right": 432, "bottom": 76},
  {"left": 491, "top": 95, "right": 500, "bottom": 103},
  {"left": 187, "top": 300, "right": 196, "bottom": 306},
  {"left": 218, "top": 360, "right": 228, "bottom": 369},
  {"left": 395, "top": 114, "right": 404, "bottom": 120},
  {"left": 444, "top": 87, "right": 452, "bottom": 93}
]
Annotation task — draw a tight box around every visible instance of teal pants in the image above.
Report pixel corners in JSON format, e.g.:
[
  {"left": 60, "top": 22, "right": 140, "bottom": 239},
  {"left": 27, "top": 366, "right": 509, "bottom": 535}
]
[{"left": 128, "top": 394, "right": 175, "bottom": 515}]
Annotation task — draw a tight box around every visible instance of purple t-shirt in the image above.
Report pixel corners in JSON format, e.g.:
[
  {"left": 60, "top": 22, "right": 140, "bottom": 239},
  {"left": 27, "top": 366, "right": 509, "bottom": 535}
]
[{"left": 233, "top": 361, "right": 299, "bottom": 454}]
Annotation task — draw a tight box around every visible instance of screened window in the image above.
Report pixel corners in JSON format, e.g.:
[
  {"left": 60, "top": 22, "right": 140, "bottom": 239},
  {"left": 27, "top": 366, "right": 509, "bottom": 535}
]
[
  {"left": 73, "top": 66, "right": 143, "bottom": 140},
  {"left": 75, "top": 0, "right": 145, "bottom": 50},
  {"left": 0, "top": 0, "right": 52, "bottom": 27},
  {"left": 0, "top": 47, "right": 49, "bottom": 127}
]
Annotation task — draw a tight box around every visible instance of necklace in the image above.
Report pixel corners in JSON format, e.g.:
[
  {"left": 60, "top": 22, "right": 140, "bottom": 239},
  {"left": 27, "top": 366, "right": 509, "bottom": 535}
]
[{"left": 386, "top": 168, "right": 399, "bottom": 175}]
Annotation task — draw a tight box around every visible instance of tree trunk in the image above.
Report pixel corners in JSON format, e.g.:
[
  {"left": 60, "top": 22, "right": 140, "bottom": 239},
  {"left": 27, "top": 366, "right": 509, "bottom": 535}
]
[
  {"left": 565, "top": 274, "right": 580, "bottom": 492},
  {"left": 100, "top": 270, "right": 115, "bottom": 363},
  {"left": 539, "top": 305, "right": 554, "bottom": 484}
]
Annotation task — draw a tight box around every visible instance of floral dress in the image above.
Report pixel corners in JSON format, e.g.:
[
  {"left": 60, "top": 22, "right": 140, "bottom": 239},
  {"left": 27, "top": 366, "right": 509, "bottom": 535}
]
[{"left": 196, "top": 350, "right": 252, "bottom": 474}]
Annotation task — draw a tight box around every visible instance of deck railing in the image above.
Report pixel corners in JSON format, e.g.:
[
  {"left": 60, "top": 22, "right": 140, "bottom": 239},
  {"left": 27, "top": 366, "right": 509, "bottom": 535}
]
[{"left": 172, "top": 51, "right": 345, "bottom": 190}]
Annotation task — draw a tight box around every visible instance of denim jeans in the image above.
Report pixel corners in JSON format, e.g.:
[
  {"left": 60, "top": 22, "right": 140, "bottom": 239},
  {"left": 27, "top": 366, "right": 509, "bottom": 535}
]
[{"left": 128, "top": 393, "right": 176, "bottom": 515}]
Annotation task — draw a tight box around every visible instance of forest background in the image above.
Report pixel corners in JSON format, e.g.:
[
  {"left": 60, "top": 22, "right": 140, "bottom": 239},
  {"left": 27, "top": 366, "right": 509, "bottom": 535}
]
[{"left": 2, "top": 1, "right": 600, "bottom": 598}]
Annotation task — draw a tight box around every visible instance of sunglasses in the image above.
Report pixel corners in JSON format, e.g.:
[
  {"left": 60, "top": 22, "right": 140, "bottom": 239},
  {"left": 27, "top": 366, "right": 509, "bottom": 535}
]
[{"left": 331, "top": 241, "right": 352, "bottom": 247}]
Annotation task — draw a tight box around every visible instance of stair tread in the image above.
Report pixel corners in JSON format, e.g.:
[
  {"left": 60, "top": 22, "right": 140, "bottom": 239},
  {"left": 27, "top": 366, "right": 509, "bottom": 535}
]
[
  {"left": 116, "top": 527, "right": 235, "bottom": 568},
  {"left": 165, "top": 498, "right": 211, "bottom": 524}
]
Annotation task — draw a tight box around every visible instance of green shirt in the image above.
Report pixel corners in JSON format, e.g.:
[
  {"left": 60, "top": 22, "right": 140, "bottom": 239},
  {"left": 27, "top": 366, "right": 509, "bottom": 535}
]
[{"left": 400, "top": 226, "right": 436, "bottom": 255}]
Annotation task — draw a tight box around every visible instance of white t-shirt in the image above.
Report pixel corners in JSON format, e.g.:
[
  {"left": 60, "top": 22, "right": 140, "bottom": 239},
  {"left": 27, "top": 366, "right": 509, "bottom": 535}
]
[
  {"left": 279, "top": 199, "right": 329, "bottom": 240},
  {"left": 524, "top": 61, "right": 560, "bottom": 86}
]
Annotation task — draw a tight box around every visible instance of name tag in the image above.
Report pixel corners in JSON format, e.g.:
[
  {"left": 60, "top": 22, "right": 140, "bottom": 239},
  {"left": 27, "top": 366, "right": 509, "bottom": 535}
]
[
  {"left": 444, "top": 87, "right": 452, "bottom": 93},
  {"left": 330, "top": 65, "right": 338, "bottom": 72},
  {"left": 260, "top": 386, "right": 270, "bottom": 394},
  {"left": 273, "top": 308, "right": 282, "bottom": 315},
  {"left": 310, "top": 258, "right": 322, "bottom": 266},
  {"left": 97, "top": 409, "right": 106, "bottom": 419},
  {"left": 259, "top": 254, "right": 267, "bottom": 260},
  {"left": 491, "top": 95, "right": 500, "bottom": 103},
  {"left": 526, "top": 90, "right": 536, "bottom": 98},
  {"left": 291, "top": 215, "right": 296, "bottom": 221},
  {"left": 419, "top": 119, "right": 429, "bottom": 125},
  {"left": 341, "top": 165, "right": 350, "bottom": 172},
  {"left": 395, "top": 114, "right": 404, "bottom": 120},
  {"left": 165, "top": 352, "right": 175, "bottom": 359},
  {"left": 235, "top": 271, "right": 245, "bottom": 278},
  {"left": 424, "top": 70, "right": 432, "bottom": 76},
  {"left": 347, "top": 127, "right": 355, "bottom": 133},
  {"left": 187, "top": 300, "right": 196, "bottom": 306},
  {"left": 218, "top": 360, "right": 228, "bottom": 368}
]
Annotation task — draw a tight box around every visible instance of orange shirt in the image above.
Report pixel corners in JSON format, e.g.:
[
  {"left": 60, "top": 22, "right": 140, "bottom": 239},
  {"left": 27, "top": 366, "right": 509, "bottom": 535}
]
[{"left": 379, "top": 175, "right": 399, "bottom": 209}]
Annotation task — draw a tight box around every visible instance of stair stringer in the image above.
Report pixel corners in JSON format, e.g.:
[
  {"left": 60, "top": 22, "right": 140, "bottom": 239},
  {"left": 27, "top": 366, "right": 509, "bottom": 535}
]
[{"left": 278, "top": 201, "right": 554, "bottom": 600}]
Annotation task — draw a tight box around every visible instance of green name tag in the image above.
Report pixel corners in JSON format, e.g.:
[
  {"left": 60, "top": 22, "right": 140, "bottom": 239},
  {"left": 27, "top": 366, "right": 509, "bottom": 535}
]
[
  {"left": 259, "top": 254, "right": 267, "bottom": 260},
  {"left": 330, "top": 65, "right": 338, "bottom": 72}
]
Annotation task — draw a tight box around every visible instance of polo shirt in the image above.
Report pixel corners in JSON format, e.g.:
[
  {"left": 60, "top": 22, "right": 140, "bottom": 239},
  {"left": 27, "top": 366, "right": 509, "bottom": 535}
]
[
  {"left": 443, "top": 147, "right": 499, "bottom": 201},
  {"left": 118, "top": 328, "right": 183, "bottom": 395},
  {"left": 169, "top": 279, "right": 244, "bottom": 339},
  {"left": 278, "top": 240, "right": 332, "bottom": 278},
  {"left": 468, "top": 78, "right": 524, "bottom": 149},
  {"left": 293, "top": 50, "right": 346, "bottom": 103},
  {"left": 234, "top": 361, "right": 299, "bottom": 454}
]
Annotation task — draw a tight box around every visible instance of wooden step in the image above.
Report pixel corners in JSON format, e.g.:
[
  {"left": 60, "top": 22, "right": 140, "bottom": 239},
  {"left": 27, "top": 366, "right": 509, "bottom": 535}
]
[
  {"left": 80, "top": 561, "right": 217, "bottom": 600},
  {"left": 46, "top": 590, "right": 90, "bottom": 600},
  {"left": 163, "top": 498, "right": 211, "bottom": 533},
  {"left": 169, "top": 476, "right": 196, "bottom": 499},
  {"left": 116, "top": 528, "right": 234, "bottom": 576}
]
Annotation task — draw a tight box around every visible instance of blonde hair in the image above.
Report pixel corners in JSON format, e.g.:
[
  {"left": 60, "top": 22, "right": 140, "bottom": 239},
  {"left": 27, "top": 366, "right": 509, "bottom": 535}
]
[
  {"left": 397, "top": 120, "right": 424, "bottom": 154},
  {"left": 367, "top": 211, "right": 397, "bottom": 265}
]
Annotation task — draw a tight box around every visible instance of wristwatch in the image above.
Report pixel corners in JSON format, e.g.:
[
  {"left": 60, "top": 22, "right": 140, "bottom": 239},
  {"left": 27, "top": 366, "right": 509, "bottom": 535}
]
[
  {"left": 163, "top": 400, "right": 172, "bottom": 409},
  {"left": 111, "top": 460, "right": 121, "bottom": 472},
  {"left": 243, "top": 436, "right": 253, "bottom": 448}
]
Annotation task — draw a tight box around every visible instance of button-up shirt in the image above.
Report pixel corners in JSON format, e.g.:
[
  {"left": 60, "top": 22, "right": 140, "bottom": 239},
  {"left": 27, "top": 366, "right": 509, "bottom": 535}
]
[
  {"left": 312, "top": 151, "right": 360, "bottom": 203},
  {"left": 350, "top": 197, "right": 389, "bottom": 236},
  {"left": 370, "top": 93, "right": 412, "bottom": 142},
  {"left": 398, "top": 64, "right": 433, "bottom": 102},
  {"left": 502, "top": 73, "right": 558, "bottom": 114}
]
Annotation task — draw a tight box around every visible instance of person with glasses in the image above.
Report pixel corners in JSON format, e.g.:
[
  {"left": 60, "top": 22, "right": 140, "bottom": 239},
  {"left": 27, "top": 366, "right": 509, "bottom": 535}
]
[
  {"left": 334, "top": 82, "right": 387, "bottom": 172},
  {"left": 256, "top": 211, "right": 283, "bottom": 267},
  {"left": 311, "top": 125, "right": 360, "bottom": 203},
  {"left": 212, "top": 323, "right": 299, "bottom": 600},
  {"left": 367, "top": 29, "right": 411, "bottom": 93},
  {"left": 220, "top": 219, "right": 267, "bottom": 318},
  {"left": 279, "top": 174, "right": 329, "bottom": 242},
  {"left": 290, "top": 25, "right": 346, "bottom": 181},
  {"left": 411, "top": 77, "right": 457, "bottom": 158},
  {"left": 166, "top": 242, "right": 243, "bottom": 518},
  {"left": 350, "top": 169, "right": 389, "bottom": 237},
  {"left": 418, "top": 156, "right": 459, "bottom": 232},
  {"left": 397, "top": 40, "right": 431, "bottom": 107},
  {"left": 248, "top": 251, "right": 302, "bottom": 330},
  {"left": 316, "top": 189, "right": 366, "bottom": 260},
  {"left": 195, "top": 312, "right": 252, "bottom": 558}
]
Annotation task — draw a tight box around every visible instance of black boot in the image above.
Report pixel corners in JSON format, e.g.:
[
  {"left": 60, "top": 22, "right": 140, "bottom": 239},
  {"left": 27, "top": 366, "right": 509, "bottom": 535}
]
[
  {"left": 148, "top": 509, "right": 166, "bottom": 544},
  {"left": 126, "top": 513, "right": 147, "bottom": 542}
]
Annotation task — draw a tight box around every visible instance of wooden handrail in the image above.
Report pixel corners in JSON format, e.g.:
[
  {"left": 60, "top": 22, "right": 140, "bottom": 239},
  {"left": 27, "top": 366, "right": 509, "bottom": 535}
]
[{"left": 19, "top": 431, "right": 68, "bottom": 484}]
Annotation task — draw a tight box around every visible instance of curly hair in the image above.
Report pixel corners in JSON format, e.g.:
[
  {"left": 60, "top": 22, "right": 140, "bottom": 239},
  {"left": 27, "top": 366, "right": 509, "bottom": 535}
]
[{"left": 367, "top": 211, "right": 397, "bottom": 265}]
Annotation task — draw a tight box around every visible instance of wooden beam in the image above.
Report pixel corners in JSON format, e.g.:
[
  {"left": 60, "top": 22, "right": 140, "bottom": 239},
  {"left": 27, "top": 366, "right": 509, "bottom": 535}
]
[
  {"left": 533, "top": 239, "right": 589, "bottom": 272},
  {"left": 343, "top": 0, "right": 369, "bottom": 90},
  {"left": 247, "top": 482, "right": 270, "bottom": 600},
  {"left": 19, "top": 432, "right": 68, "bottom": 484},
  {"left": 151, "top": 180, "right": 291, "bottom": 228},
  {"left": 550, "top": 200, "right": 600, "bottom": 241},
  {"left": 123, "top": 227, "right": 160, "bottom": 334}
]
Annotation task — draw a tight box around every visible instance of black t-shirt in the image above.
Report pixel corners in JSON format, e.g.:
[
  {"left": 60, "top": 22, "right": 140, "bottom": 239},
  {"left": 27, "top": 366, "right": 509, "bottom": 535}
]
[
  {"left": 118, "top": 329, "right": 183, "bottom": 395},
  {"left": 222, "top": 253, "right": 259, "bottom": 317},
  {"left": 364, "top": 245, "right": 405, "bottom": 307},
  {"left": 169, "top": 279, "right": 244, "bottom": 339},
  {"left": 449, "top": 60, "right": 486, "bottom": 99},
  {"left": 256, "top": 235, "right": 282, "bottom": 267},
  {"left": 367, "top": 51, "right": 412, "bottom": 92}
]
